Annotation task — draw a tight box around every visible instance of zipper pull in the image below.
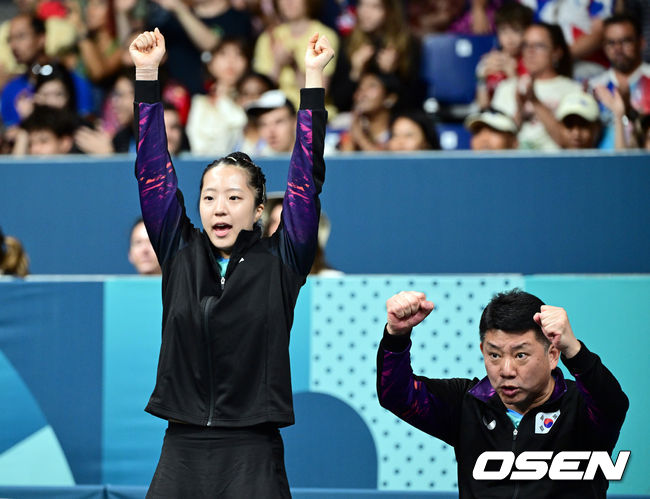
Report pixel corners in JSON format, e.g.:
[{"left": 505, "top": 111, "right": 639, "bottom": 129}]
[
  {"left": 220, "top": 276, "right": 225, "bottom": 290},
  {"left": 513, "top": 428, "right": 518, "bottom": 440}
]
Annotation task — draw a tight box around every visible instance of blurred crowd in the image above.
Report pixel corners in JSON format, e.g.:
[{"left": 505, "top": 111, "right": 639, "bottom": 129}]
[{"left": 0, "top": 0, "right": 648, "bottom": 157}]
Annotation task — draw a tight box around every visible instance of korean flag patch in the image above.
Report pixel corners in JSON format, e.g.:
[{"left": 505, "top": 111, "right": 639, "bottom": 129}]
[{"left": 535, "top": 410, "right": 560, "bottom": 434}]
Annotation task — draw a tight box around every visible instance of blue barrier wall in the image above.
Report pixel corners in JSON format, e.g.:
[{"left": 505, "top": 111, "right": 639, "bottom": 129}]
[
  {"left": 1, "top": 151, "right": 649, "bottom": 274},
  {"left": 0, "top": 275, "right": 648, "bottom": 496}
]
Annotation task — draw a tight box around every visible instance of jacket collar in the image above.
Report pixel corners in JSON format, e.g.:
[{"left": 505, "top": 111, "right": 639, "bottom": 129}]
[
  {"left": 469, "top": 368, "right": 567, "bottom": 405},
  {"left": 202, "top": 224, "right": 262, "bottom": 276}
]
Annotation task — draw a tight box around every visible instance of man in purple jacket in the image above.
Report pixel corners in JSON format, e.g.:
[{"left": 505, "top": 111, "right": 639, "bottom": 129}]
[{"left": 377, "top": 288, "right": 628, "bottom": 498}]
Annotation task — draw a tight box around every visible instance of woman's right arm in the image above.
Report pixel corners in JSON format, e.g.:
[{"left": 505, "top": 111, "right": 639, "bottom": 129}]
[{"left": 131, "top": 29, "right": 189, "bottom": 265}]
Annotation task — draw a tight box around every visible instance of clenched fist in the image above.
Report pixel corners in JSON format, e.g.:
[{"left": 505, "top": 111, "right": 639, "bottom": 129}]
[{"left": 386, "top": 291, "right": 435, "bottom": 336}]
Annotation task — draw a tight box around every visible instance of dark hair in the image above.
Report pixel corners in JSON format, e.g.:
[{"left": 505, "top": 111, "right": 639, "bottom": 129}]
[
  {"left": 390, "top": 110, "right": 440, "bottom": 150},
  {"left": 23, "top": 14, "right": 46, "bottom": 36},
  {"left": 529, "top": 22, "right": 573, "bottom": 78},
  {"left": 200, "top": 152, "right": 267, "bottom": 207},
  {"left": 273, "top": 0, "right": 322, "bottom": 20},
  {"left": 495, "top": 2, "right": 534, "bottom": 31},
  {"left": 34, "top": 62, "right": 77, "bottom": 113},
  {"left": 236, "top": 71, "right": 276, "bottom": 95},
  {"left": 21, "top": 105, "right": 79, "bottom": 137},
  {"left": 603, "top": 13, "right": 642, "bottom": 39},
  {"left": 359, "top": 65, "right": 402, "bottom": 98},
  {"left": 211, "top": 35, "right": 252, "bottom": 62},
  {"left": 479, "top": 289, "right": 549, "bottom": 347}
]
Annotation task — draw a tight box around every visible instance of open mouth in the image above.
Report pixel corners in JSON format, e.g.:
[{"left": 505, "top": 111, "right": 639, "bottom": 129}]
[{"left": 212, "top": 223, "right": 232, "bottom": 237}]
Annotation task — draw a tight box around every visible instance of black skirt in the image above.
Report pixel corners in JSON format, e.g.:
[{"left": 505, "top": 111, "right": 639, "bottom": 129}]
[{"left": 146, "top": 422, "right": 291, "bottom": 498}]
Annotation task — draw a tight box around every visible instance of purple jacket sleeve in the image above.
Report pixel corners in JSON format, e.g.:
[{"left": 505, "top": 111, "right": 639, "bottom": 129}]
[
  {"left": 377, "top": 328, "right": 473, "bottom": 447},
  {"left": 277, "top": 88, "right": 326, "bottom": 276},
  {"left": 562, "top": 341, "right": 629, "bottom": 446},
  {"left": 134, "top": 80, "right": 191, "bottom": 264}
]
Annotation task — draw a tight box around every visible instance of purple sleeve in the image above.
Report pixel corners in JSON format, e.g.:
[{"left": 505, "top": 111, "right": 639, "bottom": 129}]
[
  {"left": 134, "top": 81, "right": 190, "bottom": 264},
  {"left": 278, "top": 88, "right": 326, "bottom": 276},
  {"left": 377, "top": 330, "right": 470, "bottom": 446},
  {"left": 562, "top": 342, "right": 629, "bottom": 446}
]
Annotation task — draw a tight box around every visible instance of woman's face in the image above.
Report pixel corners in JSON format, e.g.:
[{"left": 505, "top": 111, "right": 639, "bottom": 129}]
[
  {"left": 356, "top": 0, "right": 386, "bottom": 33},
  {"left": 353, "top": 74, "right": 388, "bottom": 114},
  {"left": 388, "top": 117, "right": 428, "bottom": 151},
  {"left": 199, "top": 165, "right": 264, "bottom": 258},
  {"left": 34, "top": 80, "right": 69, "bottom": 109},
  {"left": 85, "top": 0, "right": 109, "bottom": 32},
  {"left": 111, "top": 76, "right": 135, "bottom": 126},
  {"left": 277, "top": 0, "right": 307, "bottom": 22},
  {"left": 237, "top": 76, "right": 270, "bottom": 108},
  {"left": 209, "top": 43, "right": 249, "bottom": 88},
  {"left": 522, "top": 26, "right": 559, "bottom": 78}
]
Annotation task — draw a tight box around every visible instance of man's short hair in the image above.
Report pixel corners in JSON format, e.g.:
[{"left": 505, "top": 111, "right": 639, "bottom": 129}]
[
  {"left": 603, "top": 13, "right": 642, "bottom": 39},
  {"left": 479, "top": 289, "right": 549, "bottom": 347}
]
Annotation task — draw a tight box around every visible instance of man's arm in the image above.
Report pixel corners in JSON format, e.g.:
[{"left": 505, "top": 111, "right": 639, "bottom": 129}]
[
  {"left": 377, "top": 292, "right": 471, "bottom": 446},
  {"left": 534, "top": 306, "right": 629, "bottom": 444}
]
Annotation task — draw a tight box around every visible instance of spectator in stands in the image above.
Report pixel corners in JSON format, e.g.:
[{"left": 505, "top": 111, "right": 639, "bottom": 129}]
[
  {"left": 0, "top": 0, "right": 77, "bottom": 90},
  {"left": 556, "top": 91, "right": 602, "bottom": 149},
  {"left": 147, "top": 0, "right": 253, "bottom": 95},
  {"left": 128, "top": 218, "right": 162, "bottom": 275},
  {"left": 620, "top": 0, "right": 650, "bottom": 63},
  {"left": 491, "top": 22, "right": 581, "bottom": 150},
  {"left": 74, "top": 69, "right": 136, "bottom": 154},
  {"left": 518, "top": 0, "right": 613, "bottom": 80},
  {"left": 387, "top": 111, "right": 440, "bottom": 151},
  {"left": 66, "top": 0, "right": 124, "bottom": 86},
  {"left": 163, "top": 102, "right": 190, "bottom": 155},
  {"left": 8, "top": 61, "right": 80, "bottom": 127},
  {"left": 407, "top": 0, "right": 502, "bottom": 38},
  {"left": 246, "top": 89, "right": 297, "bottom": 155},
  {"left": 1, "top": 13, "right": 93, "bottom": 128},
  {"left": 235, "top": 71, "right": 275, "bottom": 155},
  {"left": 476, "top": 2, "right": 533, "bottom": 109},
  {"left": 186, "top": 36, "right": 250, "bottom": 155},
  {"left": 12, "top": 105, "right": 79, "bottom": 155},
  {"left": 253, "top": 0, "right": 339, "bottom": 109},
  {"left": 331, "top": 0, "right": 422, "bottom": 112},
  {"left": 590, "top": 14, "right": 650, "bottom": 149},
  {"left": 338, "top": 68, "right": 398, "bottom": 151},
  {"left": 262, "top": 193, "right": 342, "bottom": 276},
  {"left": 466, "top": 108, "right": 519, "bottom": 150},
  {"left": 0, "top": 227, "right": 29, "bottom": 277}
]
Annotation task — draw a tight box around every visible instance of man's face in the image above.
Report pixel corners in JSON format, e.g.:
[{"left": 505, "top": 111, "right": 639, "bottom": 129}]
[
  {"left": 480, "top": 329, "right": 559, "bottom": 414},
  {"left": 561, "top": 115, "right": 599, "bottom": 149},
  {"left": 258, "top": 107, "right": 295, "bottom": 153},
  {"left": 8, "top": 16, "right": 44, "bottom": 65},
  {"left": 470, "top": 125, "right": 517, "bottom": 150},
  {"left": 603, "top": 22, "right": 642, "bottom": 75}
]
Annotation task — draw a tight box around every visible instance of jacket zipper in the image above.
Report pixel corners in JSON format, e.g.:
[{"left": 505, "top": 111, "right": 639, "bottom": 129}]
[
  {"left": 511, "top": 424, "right": 519, "bottom": 499},
  {"left": 202, "top": 296, "right": 216, "bottom": 426}
]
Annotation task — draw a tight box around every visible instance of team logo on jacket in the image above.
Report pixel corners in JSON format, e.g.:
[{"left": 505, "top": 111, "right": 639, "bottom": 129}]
[{"left": 535, "top": 410, "right": 560, "bottom": 434}]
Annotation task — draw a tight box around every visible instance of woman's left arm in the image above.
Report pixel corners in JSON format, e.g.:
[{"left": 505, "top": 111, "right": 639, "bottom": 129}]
[{"left": 279, "top": 33, "right": 334, "bottom": 276}]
